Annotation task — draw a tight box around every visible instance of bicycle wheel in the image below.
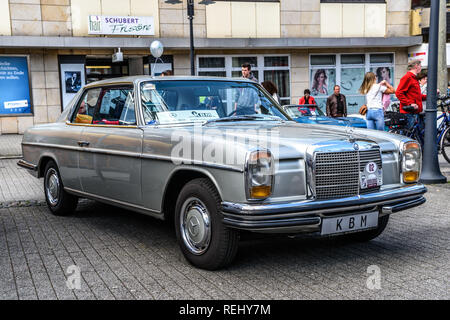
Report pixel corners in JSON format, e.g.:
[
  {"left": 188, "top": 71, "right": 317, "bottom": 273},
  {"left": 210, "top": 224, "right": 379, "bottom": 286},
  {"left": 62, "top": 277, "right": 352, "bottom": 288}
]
[{"left": 440, "top": 127, "right": 450, "bottom": 163}]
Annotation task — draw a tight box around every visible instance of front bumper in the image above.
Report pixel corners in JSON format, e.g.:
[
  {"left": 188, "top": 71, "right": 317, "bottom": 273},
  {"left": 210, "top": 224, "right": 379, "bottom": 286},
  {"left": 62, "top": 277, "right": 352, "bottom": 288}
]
[{"left": 221, "top": 184, "right": 427, "bottom": 233}]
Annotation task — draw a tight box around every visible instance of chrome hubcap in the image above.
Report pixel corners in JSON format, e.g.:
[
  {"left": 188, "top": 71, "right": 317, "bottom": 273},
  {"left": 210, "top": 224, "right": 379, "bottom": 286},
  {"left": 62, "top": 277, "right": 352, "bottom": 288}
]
[
  {"left": 46, "top": 168, "right": 60, "bottom": 206},
  {"left": 180, "top": 197, "right": 211, "bottom": 255}
]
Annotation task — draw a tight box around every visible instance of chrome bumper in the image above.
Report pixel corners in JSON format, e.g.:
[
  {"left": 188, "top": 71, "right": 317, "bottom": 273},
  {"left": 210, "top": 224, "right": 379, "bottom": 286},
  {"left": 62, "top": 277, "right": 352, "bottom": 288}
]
[
  {"left": 17, "top": 159, "right": 39, "bottom": 177},
  {"left": 221, "top": 184, "right": 427, "bottom": 233}
]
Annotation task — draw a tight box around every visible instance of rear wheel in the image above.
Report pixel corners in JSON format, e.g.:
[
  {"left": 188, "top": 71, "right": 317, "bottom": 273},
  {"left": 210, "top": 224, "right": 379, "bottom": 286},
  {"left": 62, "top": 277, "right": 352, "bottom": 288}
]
[
  {"left": 43, "top": 160, "right": 78, "bottom": 216},
  {"left": 342, "top": 215, "right": 389, "bottom": 242},
  {"left": 175, "top": 178, "right": 239, "bottom": 270},
  {"left": 441, "top": 127, "right": 450, "bottom": 164}
]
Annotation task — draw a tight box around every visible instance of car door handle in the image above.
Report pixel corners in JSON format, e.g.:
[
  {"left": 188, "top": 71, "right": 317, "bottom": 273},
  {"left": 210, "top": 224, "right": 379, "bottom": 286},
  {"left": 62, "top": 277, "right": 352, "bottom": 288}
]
[{"left": 77, "top": 141, "right": 90, "bottom": 147}]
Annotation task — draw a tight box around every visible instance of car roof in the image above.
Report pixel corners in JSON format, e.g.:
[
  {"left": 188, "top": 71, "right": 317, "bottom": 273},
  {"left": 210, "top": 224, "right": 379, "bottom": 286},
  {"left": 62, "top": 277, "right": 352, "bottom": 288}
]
[{"left": 84, "top": 75, "right": 255, "bottom": 88}]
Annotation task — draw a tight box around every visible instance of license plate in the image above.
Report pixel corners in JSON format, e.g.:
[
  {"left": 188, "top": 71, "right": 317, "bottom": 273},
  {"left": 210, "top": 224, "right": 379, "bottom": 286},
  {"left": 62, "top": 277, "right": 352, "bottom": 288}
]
[{"left": 321, "top": 211, "right": 379, "bottom": 236}]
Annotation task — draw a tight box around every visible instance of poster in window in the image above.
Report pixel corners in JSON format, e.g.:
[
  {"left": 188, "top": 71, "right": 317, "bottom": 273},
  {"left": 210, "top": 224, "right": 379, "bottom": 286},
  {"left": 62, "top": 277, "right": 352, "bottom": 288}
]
[
  {"left": 372, "top": 66, "right": 394, "bottom": 110},
  {"left": 311, "top": 69, "right": 336, "bottom": 96},
  {"left": 340, "top": 68, "right": 365, "bottom": 95},
  {"left": 65, "top": 71, "right": 82, "bottom": 93},
  {"left": 60, "top": 63, "right": 86, "bottom": 110},
  {"left": 0, "top": 56, "right": 32, "bottom": 115}
]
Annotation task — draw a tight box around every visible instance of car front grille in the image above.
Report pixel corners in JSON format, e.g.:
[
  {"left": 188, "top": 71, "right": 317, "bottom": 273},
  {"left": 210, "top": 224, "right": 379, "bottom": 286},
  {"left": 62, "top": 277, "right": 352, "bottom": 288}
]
[{"left": 314, "top": 147, "right": 382, "bottom": 200}]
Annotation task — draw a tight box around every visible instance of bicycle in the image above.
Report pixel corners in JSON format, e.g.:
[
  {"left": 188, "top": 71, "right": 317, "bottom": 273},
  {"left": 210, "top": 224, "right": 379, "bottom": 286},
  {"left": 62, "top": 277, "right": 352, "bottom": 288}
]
[{"left": 386, "top": 96, "right": 450, "bottom": 163}]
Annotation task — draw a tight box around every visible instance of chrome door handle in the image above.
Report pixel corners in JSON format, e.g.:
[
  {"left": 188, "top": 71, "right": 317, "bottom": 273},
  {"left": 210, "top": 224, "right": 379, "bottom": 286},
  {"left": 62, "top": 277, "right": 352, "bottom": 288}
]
[{"left": 78, "top": 141, "right": 90, "bottom": 147}]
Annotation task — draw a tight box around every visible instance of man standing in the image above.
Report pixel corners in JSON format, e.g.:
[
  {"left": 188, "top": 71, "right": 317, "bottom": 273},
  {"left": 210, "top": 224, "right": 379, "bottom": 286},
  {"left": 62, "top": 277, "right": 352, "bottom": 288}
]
[
  {"left": 235, "top": 63, "right": 260, "bottom": 115},
  {"left": 326, "top": 85, "right": 347, "bottom": 117},
  {"left": 241, "top": 62, "right": 258, "bottom": 82},
  {"left": 395, "top": 60, "right": 427, "bottom": 131}
]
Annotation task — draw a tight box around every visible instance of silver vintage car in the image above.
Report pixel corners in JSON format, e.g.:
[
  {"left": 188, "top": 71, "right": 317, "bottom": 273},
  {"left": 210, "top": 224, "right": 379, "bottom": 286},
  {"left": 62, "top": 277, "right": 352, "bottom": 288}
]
[{"left": 19, "top": 76, "right": 427, "bottom": 270}]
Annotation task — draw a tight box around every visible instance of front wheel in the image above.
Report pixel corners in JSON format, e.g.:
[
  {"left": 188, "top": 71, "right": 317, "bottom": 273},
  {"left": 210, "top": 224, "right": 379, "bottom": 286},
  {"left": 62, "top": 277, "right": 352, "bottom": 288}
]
[
  {"left": 43, "top": 160, "right": 78, "bottom": 216},
  {"left": 175, "top": 178, "right": 239, "bottom": 270},
  {"left": 440, "top": 127, "right": 450, "bottom": 164}
]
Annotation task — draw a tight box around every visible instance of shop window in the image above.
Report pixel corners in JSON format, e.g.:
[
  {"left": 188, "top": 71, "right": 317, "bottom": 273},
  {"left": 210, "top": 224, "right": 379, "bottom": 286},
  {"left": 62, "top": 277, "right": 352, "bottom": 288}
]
[
  {"left": 310, "top": 53, "right": 394, "bottom": 115},
  {"left": 370, "top": 53, "right": 394, "bottom": 64},
  {"left": 199, "top": 57, "right": 225, "bottom": 68},
  {"left": 232, "top": 57, "right": 258, "bottom": 68},
  {"left": 341, "top": 54, "right": 365, "bottom": 65},
  {"left": 311, "top": 55, "right": 336, "bottom": 66},
  {"left": 197, "top": 54, "right": 291, "bottom": 105}
]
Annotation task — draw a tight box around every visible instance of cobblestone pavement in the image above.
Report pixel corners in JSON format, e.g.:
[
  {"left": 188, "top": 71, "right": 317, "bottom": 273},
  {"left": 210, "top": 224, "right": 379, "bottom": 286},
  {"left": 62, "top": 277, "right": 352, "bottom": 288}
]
[
  {"left": 0, "top": 136, "right": 449, "bottom": 300},
  {"left": 0, "top": 135, "right": 23, "bottom": 158},
  {"left": 0, "top": 182, "right": 449, "bottom": 300},
  {"left": 0, "top": 159, "right": 44, "bottom": 204}
]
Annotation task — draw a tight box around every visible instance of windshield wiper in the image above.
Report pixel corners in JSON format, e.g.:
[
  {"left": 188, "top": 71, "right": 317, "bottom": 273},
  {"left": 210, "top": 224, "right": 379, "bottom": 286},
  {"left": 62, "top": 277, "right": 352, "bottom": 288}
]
[{"left": 203, "top": 115, "right": 282, "bottom": 126}]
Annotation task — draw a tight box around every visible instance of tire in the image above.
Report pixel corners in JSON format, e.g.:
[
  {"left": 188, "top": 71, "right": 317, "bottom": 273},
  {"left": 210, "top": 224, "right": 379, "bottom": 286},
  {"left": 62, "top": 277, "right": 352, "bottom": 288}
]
[
  {"left": 174, "top": 178, "right": 239, "bottom": 270},
  {"left": 440, "top": 127, "right": 450, "bottom": 164},
  {"left": 342, "top": 215, "right": 389, "bottom": 242},
  {"left": 43, "top": 160, "right": 78, "bottom": 216}
]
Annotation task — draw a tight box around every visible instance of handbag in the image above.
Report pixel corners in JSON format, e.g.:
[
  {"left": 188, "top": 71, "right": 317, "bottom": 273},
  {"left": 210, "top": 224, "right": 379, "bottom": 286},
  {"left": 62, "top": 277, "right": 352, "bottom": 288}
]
[{"left": 359, "top": 104, "right": 367, "bottom": 116}]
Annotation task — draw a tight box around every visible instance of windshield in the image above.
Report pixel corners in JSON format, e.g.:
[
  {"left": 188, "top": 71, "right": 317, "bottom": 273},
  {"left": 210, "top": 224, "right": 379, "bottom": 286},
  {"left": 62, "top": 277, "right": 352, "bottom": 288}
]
[
  {"left": 140, "top": 80, "right": 290, "bottom": 125},
  {"left": 284, "top": 105, "right": 325, "bottom": 118}
]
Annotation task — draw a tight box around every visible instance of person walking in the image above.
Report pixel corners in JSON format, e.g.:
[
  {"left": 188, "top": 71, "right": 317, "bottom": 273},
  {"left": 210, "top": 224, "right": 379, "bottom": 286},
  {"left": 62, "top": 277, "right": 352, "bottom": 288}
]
[
  {"left": 395, "top": 60, "right": 427, "bottom": 131},
  {"left": 261, "top": 80, "right": 281, "bottom": 104},
  {"left": 299, "top": 89, "right": 316, "bottom": 105},
  {"left": 359, "top": 72, "right": 395, "bottom": 131},
  {"left": 326, "top": 85, "right": 347, "bottom": 118}
]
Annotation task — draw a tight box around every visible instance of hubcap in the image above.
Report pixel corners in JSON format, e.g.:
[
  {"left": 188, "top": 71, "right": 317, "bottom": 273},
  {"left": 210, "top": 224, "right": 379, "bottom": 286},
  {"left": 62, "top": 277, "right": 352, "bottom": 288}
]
[
  {"left": 46, "top": 168, "right": 60, "bottom": 206},
  {"left": 180, "top": 197, "right": 211, "bottom": 255}
]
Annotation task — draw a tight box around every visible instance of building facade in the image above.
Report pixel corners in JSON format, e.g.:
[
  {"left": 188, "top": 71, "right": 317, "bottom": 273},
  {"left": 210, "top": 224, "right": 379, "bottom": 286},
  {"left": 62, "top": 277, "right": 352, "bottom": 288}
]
[{"left": 0, "top": 0, "right": 421, "bottom": 134}]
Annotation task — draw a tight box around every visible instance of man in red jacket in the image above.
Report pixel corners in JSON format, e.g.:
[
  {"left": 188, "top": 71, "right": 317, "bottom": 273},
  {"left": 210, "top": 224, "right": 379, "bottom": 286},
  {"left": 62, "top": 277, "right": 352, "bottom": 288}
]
[{"left": 395, "top": 59, "right": 427, "bottom": 131}]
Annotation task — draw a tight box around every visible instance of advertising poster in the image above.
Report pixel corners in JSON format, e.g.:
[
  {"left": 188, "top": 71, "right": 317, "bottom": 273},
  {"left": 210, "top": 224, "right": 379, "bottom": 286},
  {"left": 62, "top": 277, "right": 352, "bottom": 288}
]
[
  {"left": 310, "top": 68, "right": 336, "bottom": 96},
  {"left": 340, "top": 68, "right": 365, "bottom": 95},
  {"left": 372, "top": 66, "right": 394, "bottom": 110},
  {"left": 60, "top": 63, "right": 85, "bottom": 110},
  {"left": 0, "top": 56, "right": 32, "bottom": 115}
]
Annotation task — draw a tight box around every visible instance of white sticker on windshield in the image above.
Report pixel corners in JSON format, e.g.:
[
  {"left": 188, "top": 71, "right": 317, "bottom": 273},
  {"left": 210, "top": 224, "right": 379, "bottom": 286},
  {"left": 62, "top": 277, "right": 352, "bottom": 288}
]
[{"left": 157, "top": 110, "right": 219, "bottom": 124}]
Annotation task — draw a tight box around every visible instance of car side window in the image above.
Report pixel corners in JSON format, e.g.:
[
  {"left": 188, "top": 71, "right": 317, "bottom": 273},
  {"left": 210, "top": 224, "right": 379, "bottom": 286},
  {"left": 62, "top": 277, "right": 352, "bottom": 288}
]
[
  {"left": 93, "top": 87, "right": 136, "bottom": 126},
  {"left": 72, "top": 88, "right": 101, "bottom": 124}
]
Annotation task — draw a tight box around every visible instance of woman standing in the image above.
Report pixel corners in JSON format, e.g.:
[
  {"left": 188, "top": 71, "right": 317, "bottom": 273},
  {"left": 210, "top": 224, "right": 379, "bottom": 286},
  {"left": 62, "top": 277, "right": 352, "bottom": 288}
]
[
  {"left": 359, "top": 72, "right": 395, "bottom": 131},
  {"left": 261, "top": 81, "right": 281, "bottom": 104}
]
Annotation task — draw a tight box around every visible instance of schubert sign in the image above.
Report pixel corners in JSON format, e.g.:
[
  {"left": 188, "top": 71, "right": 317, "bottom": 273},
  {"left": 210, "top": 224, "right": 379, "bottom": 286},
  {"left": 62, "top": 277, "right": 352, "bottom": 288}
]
[{"left": 88, "top": 15, "right": 154, "bottom": 36}]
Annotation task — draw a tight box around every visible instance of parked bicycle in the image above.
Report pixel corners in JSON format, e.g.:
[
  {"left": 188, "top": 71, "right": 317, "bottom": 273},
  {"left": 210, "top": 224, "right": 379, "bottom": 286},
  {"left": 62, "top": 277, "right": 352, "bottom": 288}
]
[{"left": 385, "top": 95, "right": 450, "bottom": 163}]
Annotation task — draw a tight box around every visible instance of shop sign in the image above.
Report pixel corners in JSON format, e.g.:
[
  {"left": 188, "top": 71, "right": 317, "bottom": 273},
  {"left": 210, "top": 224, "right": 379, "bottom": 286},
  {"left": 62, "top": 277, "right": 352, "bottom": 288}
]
[
  {"left": 408, "top": 43, "right": 450, "bottom": 68},
  {"left": 88, "top": 15, "right": 155, "bottom": 36},
  {"left": 0, "top": 56, "right": 32, "bottom": 116}
]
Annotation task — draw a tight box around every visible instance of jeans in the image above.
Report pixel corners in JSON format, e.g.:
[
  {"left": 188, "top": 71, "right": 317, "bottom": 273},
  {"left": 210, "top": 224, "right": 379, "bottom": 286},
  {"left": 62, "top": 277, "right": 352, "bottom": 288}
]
[
  {"left": 366, "top": 108, "right": 385, "bottom": 131},
  {"left": 405, "top": 113, "right": 418, "bottom": 131}
]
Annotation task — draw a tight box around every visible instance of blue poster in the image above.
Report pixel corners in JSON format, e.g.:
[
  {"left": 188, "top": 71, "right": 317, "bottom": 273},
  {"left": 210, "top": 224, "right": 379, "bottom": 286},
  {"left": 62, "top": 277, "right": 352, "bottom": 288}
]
[{"left": 0, "top": 56, "right": 32, "bottom": 115}]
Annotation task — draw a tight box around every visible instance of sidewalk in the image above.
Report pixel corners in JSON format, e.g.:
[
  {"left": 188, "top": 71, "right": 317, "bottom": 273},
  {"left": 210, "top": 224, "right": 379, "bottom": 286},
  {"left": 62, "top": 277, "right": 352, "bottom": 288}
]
[{"left": 0, "top": 134, "right": 23, "bottom": 158}]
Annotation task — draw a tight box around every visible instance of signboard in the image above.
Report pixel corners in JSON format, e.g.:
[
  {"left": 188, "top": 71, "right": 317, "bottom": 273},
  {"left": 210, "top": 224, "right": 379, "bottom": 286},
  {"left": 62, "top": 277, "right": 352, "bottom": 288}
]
[
  {"left": 88, "top": 15, "right": 155, "bottom": 36},
  {"left": 0, "top": 56, "right": 32, "bottom": 115},
  {"left": 408, "top": 43, "right": 450, "bottom": 68}
]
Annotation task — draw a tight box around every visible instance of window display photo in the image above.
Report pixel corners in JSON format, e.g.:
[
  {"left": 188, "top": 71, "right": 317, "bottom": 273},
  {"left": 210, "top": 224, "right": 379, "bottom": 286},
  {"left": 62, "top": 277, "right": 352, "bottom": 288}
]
[{"left": 311, "top": 69, "right": 336, "bottom": 96}]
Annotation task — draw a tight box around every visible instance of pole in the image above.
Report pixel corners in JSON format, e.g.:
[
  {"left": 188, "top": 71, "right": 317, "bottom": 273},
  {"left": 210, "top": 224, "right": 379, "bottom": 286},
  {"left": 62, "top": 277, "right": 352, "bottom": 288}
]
[
  {"left": 420, "top": 0, "right": 447, "bottom": 184},
  {"left": 188, "top": 0, "right": 195, "bottom": 76},
  {"left": 438, "top": 0, "right": 447, "bottom": 95}
]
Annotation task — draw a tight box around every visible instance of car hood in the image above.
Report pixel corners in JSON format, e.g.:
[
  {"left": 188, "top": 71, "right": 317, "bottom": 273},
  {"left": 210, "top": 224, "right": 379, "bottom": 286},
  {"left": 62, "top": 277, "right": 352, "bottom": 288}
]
[
  {"left": 293, "top": 116, "right": 348, "bottom": 126},
  {"left": 147, "top": 120, "right": 404, "bottom": 164},
  {"left": 335, "top": 116, "right": 367, "bottom": 128}
]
